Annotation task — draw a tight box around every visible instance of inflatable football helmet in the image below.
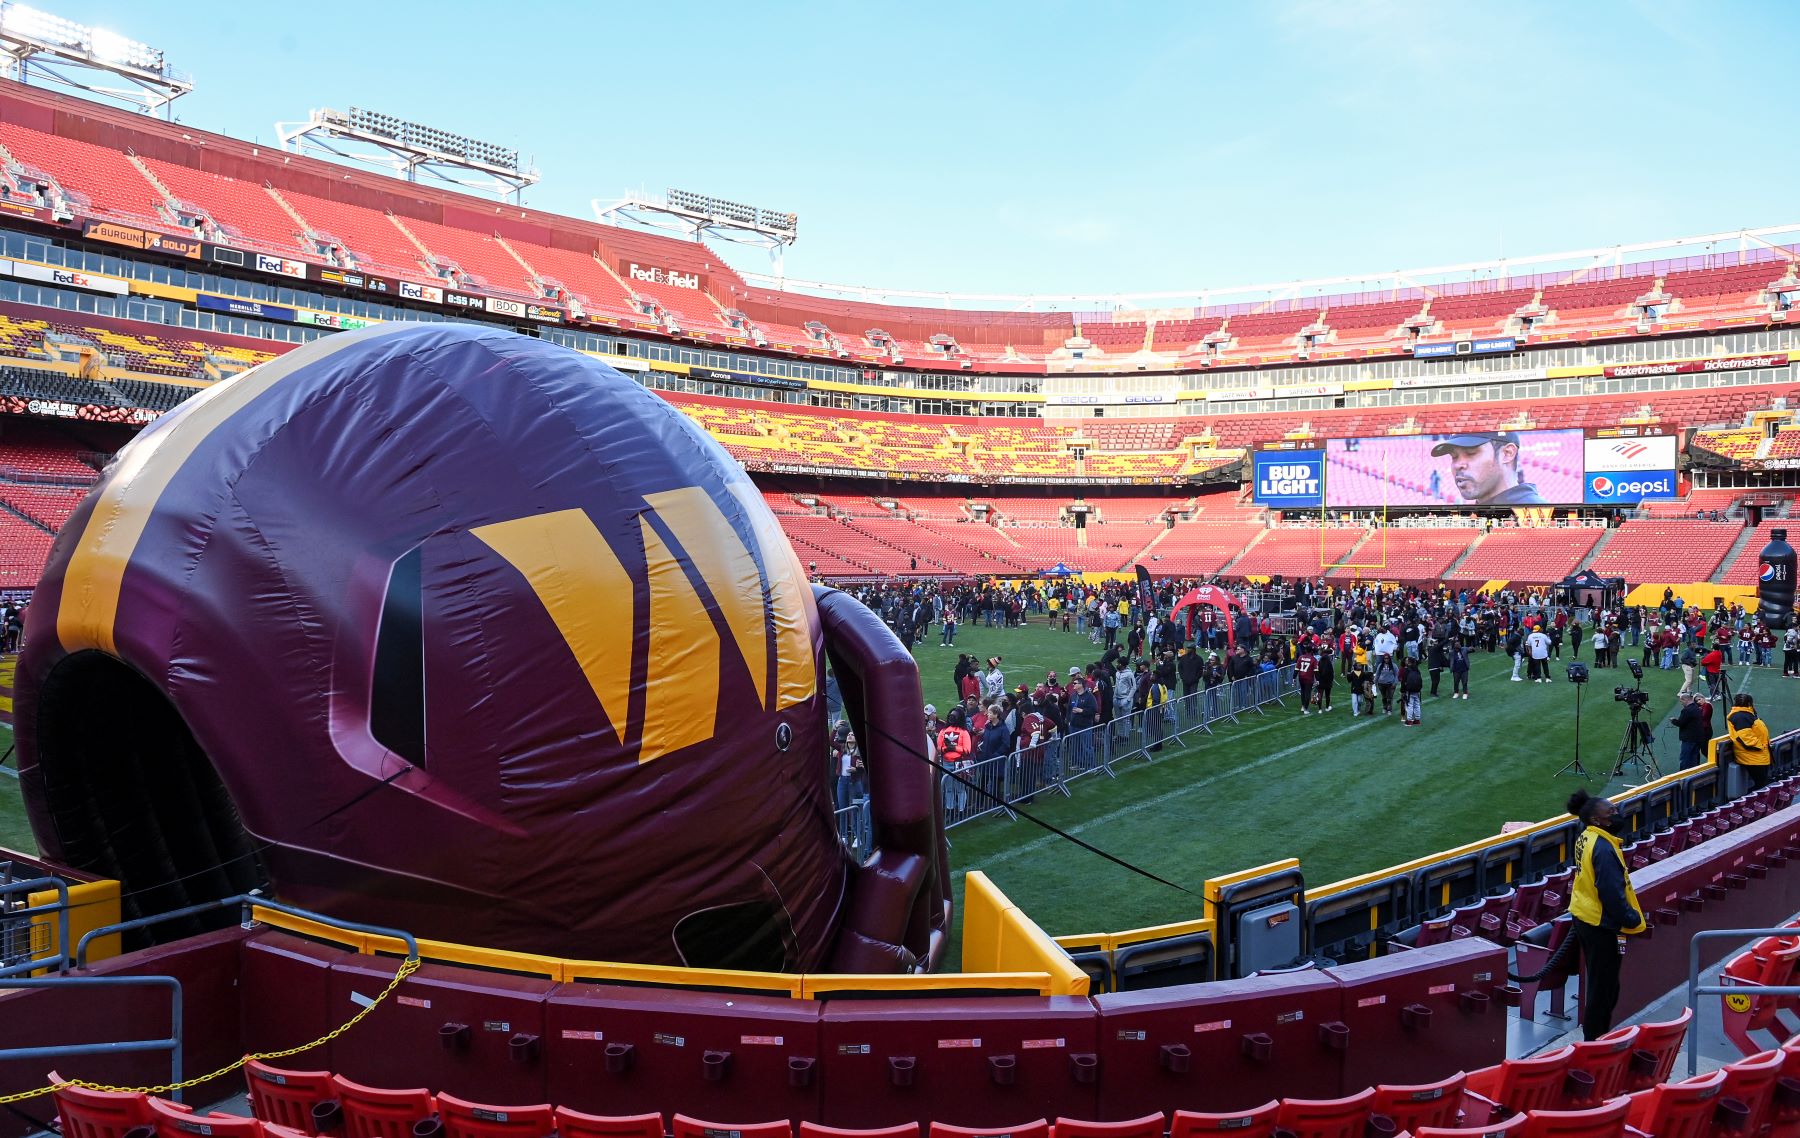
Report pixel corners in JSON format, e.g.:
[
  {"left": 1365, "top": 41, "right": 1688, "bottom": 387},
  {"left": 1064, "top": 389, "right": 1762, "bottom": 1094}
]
[{"left": 17, "top": 323, "right": 948, "bottom": 972}]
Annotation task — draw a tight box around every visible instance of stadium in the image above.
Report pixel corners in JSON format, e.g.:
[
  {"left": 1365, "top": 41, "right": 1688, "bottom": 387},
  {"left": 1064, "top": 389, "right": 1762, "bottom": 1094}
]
[{"left": 4, "top": 6, "right": 1800, "bottom": 1138}]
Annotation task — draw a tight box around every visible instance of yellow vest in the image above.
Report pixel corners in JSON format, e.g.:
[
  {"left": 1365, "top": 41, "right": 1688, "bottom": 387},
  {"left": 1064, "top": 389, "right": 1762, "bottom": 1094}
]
[{"left": 1569, "top": 825, "right": 1646, "bottom": 933}]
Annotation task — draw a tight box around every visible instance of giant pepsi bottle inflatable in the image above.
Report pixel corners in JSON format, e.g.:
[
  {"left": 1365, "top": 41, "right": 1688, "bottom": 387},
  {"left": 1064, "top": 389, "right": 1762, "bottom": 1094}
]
[{"left": 1759, "top": 527, "right": 1796, "bottom": 629}]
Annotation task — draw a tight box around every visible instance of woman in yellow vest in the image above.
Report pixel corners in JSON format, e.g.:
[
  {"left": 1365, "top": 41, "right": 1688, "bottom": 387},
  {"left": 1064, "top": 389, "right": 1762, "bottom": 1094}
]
[
  {"left": 1727, "top": 693, "right": 1772, "bottom": 790},
  {"left": 1566, "top": 788, "right": 1648, "bottom": 1041}
]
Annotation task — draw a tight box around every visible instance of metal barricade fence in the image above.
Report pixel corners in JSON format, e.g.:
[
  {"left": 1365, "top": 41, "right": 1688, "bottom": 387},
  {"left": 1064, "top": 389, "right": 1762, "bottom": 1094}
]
[{"left": 941, "top": 753, "right": 1013, "bottom": 828}]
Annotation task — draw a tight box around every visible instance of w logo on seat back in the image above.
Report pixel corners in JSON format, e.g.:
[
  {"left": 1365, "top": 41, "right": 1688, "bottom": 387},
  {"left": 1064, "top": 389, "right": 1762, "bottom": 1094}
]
[{"left": 472, "top": 485, "right": 816, "bottom": 764}]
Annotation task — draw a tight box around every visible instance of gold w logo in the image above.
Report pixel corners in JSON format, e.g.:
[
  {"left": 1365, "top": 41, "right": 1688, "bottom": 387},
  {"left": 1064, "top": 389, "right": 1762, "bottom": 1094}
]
[{"left": 470, "top": 485, "right": 816, "bottom": 763}]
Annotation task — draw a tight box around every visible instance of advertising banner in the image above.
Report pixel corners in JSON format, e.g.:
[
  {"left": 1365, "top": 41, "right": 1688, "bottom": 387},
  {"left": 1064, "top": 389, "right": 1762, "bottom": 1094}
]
[
  {"left": 6, "top": 260, "right": 129, "bottom": 295},
  {"left": 0, "top": 395, "right": 162, "bottom": 424},
  {"left": 1582, "top": 435, "right": 1677, "bottom": 504},
  {"left": 1252, "top": 450, "right": 1325, "bottom": 508},
  {"left": 255, "top": 253, "right": 309, "bottom": 280},
  {"left": 1603, "top": 353, "right": 1788, "bottom": 379},
  {"left": 399, "top": 280, "right": 445, "bottom": 304},
  {"left": 1324, "top": 429, "right": 1585, "bottom": 507},
  {"left": 197, "top": 293, "right": 296, "bottom": 321},
  {"left": 82, "top": 220, "right": 201, "bottom": 258}
]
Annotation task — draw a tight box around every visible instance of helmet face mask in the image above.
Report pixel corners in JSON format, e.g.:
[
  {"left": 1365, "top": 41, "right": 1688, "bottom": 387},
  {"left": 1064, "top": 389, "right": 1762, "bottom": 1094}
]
[{"left": 17, "top": 324, "right": 902, "bottom": 970}]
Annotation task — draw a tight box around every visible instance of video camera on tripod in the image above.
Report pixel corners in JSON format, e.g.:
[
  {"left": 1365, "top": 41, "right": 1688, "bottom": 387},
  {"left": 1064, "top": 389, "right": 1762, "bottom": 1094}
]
[
  {"left": 1611, "top": 660, "right": 1661, "bottom": 781},
  {"left": 1613, "top": 684, "right": 1651, "bottom": 711}
]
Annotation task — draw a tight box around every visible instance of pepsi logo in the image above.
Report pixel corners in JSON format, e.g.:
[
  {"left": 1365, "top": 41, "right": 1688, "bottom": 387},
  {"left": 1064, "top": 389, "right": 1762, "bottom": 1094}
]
[
  {"left": 1763, "top": 562, "right": 1778, "bottom": 583},
  {"left": 1591, "top": 476, "right": 1613, "bottom": 496}
]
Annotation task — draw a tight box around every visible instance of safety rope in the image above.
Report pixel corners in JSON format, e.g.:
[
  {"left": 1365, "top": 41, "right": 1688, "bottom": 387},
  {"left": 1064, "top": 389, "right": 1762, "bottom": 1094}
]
[{"left": 0, "top": 956, "right": 421, "bottom": 1104}]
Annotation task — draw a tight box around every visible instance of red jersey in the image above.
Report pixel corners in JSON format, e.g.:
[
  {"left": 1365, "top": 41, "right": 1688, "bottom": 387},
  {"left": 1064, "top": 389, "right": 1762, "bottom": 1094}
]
[{"left": 1296, "top": 654, "right": 1318, "bottom": 680}]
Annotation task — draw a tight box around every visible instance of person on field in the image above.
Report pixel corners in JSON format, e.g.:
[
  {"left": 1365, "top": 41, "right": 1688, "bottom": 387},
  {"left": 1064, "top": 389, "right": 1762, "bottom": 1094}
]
[{"left": 1566, "top": 789, "right": 1647, "bottom": 1041}]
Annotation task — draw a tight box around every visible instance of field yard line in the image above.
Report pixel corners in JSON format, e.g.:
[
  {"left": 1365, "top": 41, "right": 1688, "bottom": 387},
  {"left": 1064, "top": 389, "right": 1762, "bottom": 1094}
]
[{"left": 978, "top": 716, "right": 1379, "bottom": 868}]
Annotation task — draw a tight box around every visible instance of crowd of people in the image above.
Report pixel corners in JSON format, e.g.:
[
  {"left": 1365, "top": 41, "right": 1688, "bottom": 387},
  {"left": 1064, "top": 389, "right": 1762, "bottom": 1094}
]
[{"left": 825, "top": 576, "right": 1788, "bottom": 812}]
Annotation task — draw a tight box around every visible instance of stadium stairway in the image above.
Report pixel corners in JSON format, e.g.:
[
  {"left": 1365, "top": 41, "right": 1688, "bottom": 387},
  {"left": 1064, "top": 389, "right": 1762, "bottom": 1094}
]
[
  {"left": 0, "top": 496, "right": 52, "bottom": 535},
  {"left": 1717, "top": 524, "right": 1769, "bottom": 583},
  {"left": 1216, "top": 526, "right": 1270, "bottom": 576},
  {"left": 1442, "top": 530, "right": 1488, "bottom": 579},
  {"left": 1576, "top": 527, "right": 1619, "bottom": 572}
]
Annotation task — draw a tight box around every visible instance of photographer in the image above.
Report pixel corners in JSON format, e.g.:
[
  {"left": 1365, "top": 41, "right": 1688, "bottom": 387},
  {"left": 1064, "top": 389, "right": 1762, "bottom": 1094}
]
[
  {"left": 1670, "top": 691, "right": 1711, "bottom": 771},
  {"left": 1566, "top": 789, "right": 1648, "bottom": 1041}
]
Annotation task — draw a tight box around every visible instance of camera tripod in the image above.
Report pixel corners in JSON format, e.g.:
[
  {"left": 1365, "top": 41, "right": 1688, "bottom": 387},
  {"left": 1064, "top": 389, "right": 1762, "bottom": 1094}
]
[
  {"left": 1611, "top": 706, "right": 1662, "bottom": 782},
  {"left": 1556, "top": 678, "right": 1593, "bottom": 780}
]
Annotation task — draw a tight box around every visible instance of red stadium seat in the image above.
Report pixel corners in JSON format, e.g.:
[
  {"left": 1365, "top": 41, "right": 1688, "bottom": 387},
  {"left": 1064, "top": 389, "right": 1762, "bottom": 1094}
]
[
  {"left": 1563, "top": 1029, "right": 1640, "bottom": 1105},
  {"left": 1610, "top": 1008, "right": 1691, "bottom": 1090},
  {"left": 553, "top": 1108, "right": 665, "bottom": 1138},
  {"left": 1051, "top": 1117, "right": 1165, "bottom": 1138},
  {"left": 1169, "top": 1101, "right": 1281, "bottom": 1138},
  {"left": 1413, "top": 1115, "right": 1527, "bottom": 1138},
  {"left": 245, "top": 1060, "right": 335, "bottom": 1133},
  {"left": 1464, "top": 1049, "right": 1576, "bottom": 1122},
  {"left": 1716, "top": 1049, "right": 1787, "bottom": 1135},
  {"left": 800, "top": 1126, "right": 922, "bottom": 1138},
  {"left": 148, "top": 1096, "right": 264, "bottom": 1138},
  {"left": 49, "top": 1075, "right": 155, "bottom": 1138},
  {"left": 1274, "top": 1089, "right": 1378, "bottom": 1138},
  {"left": 1516, "top": 1097, "right": 1629, "bottom": 1138},
  {"left": 434, "top": 1093, "right": 554, "bottom": 1138},
  {"left": 674, "top": 1116, "right": 794, "bottom": 1138},
  {"left": 1373, "top": 1073, "right": 1468, "bottom": 1134},
  {"left": 330, "top": 1077, "right": 434, "bottom": 1138},
  {"left": 1622, "top": 1068, "right": 1726, "bottom": 1138}
]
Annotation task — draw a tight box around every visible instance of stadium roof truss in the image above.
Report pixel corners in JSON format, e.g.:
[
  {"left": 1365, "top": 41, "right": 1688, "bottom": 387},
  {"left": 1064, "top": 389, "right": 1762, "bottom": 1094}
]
[
  {"left": 594, "top": 189, "right": 798, "bottom": 273},
  {"left": 276, "top": 107, "right": 540, "bottom": 203},
  {"left": 733, "top": 222, "right": 1800, "bottom": 314},
  {"left": 0, "top": 2, "right": 191, "bottom": 117}
]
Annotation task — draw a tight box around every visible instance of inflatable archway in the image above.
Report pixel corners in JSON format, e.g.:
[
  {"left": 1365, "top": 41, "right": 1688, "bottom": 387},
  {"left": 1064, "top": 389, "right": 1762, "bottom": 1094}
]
[{"left": 16, "top": 324, "right": 947, "bottom": 972}]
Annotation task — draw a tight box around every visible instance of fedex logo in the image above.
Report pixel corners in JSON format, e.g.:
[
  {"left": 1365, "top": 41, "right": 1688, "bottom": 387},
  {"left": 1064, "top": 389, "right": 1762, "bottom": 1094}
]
[{"left": 628, "top": 263, "right": 701, "bottom": 290}]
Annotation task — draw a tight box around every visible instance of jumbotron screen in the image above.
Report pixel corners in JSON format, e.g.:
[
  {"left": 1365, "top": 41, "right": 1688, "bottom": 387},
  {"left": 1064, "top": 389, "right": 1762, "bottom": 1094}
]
[{"left": 1323, "top": 430, "right": 1586, "bottom": 507}]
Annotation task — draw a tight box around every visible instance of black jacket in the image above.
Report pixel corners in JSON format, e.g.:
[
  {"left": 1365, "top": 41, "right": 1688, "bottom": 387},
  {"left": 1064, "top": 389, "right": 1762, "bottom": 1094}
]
[{"left": 1672, "top": 701, "right": 1711, "bottom": 745}]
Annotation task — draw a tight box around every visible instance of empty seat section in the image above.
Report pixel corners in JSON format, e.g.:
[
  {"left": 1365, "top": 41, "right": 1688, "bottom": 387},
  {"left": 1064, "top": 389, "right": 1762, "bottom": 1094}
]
[
  {"left": 403, "top": 218, "right": 539, "bottom": 297},
  {"left": 245, "top": 1060, "right": 336, "bottom": 1132},
  {"left": 507, "top": 241, "right": 643, "bottom": 321},
  {"left": 1586, "top": 521, "right": 1742, "bottom": 586},
  {"left": 1230, "top": 527, "right": 1366, "bottom": 581},
  {"left": 674, "top": 1117, "right": 794, "bottom": 1138},
  {"left": 1446, "top": 529, "right": 1605, "bottom": 587},
  {"left": 0, "top": 122, "right": 169, "bottom": 225},
  {"left": 278, "top": 192, "right": 431, "bottom": 282},
  {"left": 552, "top": 1108, "right": 665, "bottom": 1138},
  {"left": 139, "top": 159, "right": 304, "bottom": 254},
  {"left": 50, "top": 1077, "right": 154, "bottom": 1138},
  {"left": 434, "top": 1093, "right": 555, "bottom": 1138},
  {"left": 329, "top": 1076, "right": 435, "bottom": 1138}
]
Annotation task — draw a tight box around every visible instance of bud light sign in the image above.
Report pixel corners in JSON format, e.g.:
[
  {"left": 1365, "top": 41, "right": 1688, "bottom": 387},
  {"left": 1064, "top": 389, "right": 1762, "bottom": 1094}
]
[
  {"left": 1253, "top": 450, "right": 1324, "bottom": 508},
  {"left": 1584, "top": 470, "right": 1676, "bottom": 504}
]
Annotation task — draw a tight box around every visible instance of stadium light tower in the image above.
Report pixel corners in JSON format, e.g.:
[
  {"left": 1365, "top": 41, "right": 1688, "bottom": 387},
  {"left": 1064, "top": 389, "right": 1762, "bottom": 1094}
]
[
  {"left": 0, "top": 3, "right": 191, "bottom": 117},
  {"left": 594, "top": 189, "right": 798, "bottom": 274},
  {"left": 276, "top": 107, "right": 541, "bottom": 203}
]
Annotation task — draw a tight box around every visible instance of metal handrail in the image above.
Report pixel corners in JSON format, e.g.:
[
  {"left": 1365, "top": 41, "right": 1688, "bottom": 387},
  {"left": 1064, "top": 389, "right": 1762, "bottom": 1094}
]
[
  {"left": 1686, "top": 925, "right": 1800, "bottom": 1076},
  {"left": 0, "top": 975, "right": 184, "bottom": 1100},
  {"left": 0, "top": 877, "right": 70, "bottom": 978},
  {"left": 75, "top": 893, "right": 420, "bottom": 967}
]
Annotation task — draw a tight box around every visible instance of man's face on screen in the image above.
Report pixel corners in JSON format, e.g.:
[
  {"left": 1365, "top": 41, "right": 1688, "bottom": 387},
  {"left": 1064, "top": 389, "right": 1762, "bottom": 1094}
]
[{"left": 1443, "top": 442, "right": 1511, "bottom": 501}]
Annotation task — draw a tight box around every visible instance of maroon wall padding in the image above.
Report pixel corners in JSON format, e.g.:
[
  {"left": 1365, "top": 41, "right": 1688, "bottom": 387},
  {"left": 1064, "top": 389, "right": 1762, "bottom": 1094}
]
[
  {"left": 1322, "top": 939, "right": 1508, "bottom": 1094},
  {"left": 325, "top": 955, "right": 556, "bottom": 1104},
  {"left": 546, "top": 984, "right": 823, "bottom": 1122},
  {"left": 0, "top": 927, "right": 246, "bottom": 1133},
  {"left": 9, "top": 799, "right": 1800, "bottom": 1135},
  {"left": 239, "top": 931, "right": 350, "bottom": 1065},
  {"left": 818, "top": 996, "right": 1098, "bottom": 1129},
  {"left": 1609, "top": 805, "right": 1800, "bottom": 1019},
  {"left": 1094, "top": 968, "right": 1345, "bottom": 1117}
]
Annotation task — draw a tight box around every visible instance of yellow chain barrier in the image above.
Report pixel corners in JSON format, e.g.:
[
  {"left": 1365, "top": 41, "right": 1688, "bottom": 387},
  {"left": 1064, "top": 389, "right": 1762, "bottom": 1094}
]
[{"left": 0, "top": 956, "right": 421, "bottom": 1105}]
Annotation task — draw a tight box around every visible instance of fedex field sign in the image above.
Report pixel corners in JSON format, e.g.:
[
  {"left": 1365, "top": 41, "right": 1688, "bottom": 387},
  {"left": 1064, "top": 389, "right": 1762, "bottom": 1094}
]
[
  {"left": 628, "top": 263, "right": 701, "bottom": 290},
  {"left": 1254, "top": 451, "right": 1324, "bottom": 508}
]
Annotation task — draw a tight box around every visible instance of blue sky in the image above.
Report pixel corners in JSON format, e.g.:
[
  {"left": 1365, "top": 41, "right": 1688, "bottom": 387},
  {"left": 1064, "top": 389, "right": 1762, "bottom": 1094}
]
[{"left": 28, "top": 0, "right": 1800, "bottom": 302}]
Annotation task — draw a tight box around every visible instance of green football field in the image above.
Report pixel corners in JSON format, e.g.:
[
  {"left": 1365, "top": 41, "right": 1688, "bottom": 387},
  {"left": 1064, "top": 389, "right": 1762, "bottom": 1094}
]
[{"left": 1, "top": 623, "right": 1794, "bottom": 958}]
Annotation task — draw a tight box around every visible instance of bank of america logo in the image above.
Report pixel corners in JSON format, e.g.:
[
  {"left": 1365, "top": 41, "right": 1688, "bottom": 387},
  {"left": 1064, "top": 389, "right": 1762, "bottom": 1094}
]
[{"left": 1609, "top": 442, "right": 1648, "bottom": 461}]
